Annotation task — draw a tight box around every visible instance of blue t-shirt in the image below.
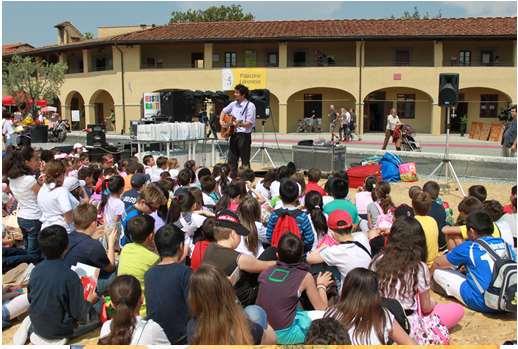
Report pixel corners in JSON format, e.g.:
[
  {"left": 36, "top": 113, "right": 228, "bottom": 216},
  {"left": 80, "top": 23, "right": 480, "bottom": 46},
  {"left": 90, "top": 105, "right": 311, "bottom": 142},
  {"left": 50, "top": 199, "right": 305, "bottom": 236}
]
[
  {"left": 120, "top": 206, "right": 143, "bottom": 246},
  {"left": 446, "top": 236, "right": 516, "bottom": 312},
  {"left": 121, "top": 188, "right": 139, "bottom": 211},
  {"left": 144, "top": 263, "right": 192, "bottom": 344}
]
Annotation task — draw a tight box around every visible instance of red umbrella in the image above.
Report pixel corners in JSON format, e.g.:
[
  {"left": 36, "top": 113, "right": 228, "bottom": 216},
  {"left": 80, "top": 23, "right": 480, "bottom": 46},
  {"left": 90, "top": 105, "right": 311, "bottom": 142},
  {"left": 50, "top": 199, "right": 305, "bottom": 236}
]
[
  {"left": 36, "top": 99, "right": 47, "bottom": 107},
  {"left": 2, "top": 95, "right": 15, "bottom": 106}
]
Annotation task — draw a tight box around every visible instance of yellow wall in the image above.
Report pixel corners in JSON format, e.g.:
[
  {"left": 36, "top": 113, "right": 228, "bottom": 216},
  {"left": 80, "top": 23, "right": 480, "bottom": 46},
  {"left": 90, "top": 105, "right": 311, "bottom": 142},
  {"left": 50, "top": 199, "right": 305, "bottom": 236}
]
[
  {"left": 213, "top": 42, "right": 278, "bottom": 68},
  {"left": 53, "top": 42, "right": 515, "bottom": 135},
  {"left": 364, "top": 41, "right": 434, "bottom": 66},
  {"left": 287, "top": 41, "right": 356, "bottom": 66},
  {"left": 98, "top": 26, "right": 152, "bottom": 38},
  {"left": 140, "top": 43, "right": 204, "bottom": 69},
  {"left": 443, "top": 40, "right": 515, "bottom": 66}
]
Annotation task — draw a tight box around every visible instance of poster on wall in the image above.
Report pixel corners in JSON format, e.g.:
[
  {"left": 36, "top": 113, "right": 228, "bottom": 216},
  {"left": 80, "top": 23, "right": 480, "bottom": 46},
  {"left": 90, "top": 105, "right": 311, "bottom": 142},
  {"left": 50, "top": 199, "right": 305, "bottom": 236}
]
[
  {"left": 221, "top": 68, "right": 267, "bottom": 90},
  {"left": 71, "top": 110, "right": 80, "bottom": 122},
  {"left": 143, "top": 92, "right": 161, "bottom": 118}
]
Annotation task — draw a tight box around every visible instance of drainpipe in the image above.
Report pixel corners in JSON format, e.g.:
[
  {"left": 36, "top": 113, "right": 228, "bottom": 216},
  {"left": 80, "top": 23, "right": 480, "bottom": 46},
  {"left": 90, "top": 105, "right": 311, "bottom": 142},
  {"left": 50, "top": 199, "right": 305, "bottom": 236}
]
[
  {"left": 115, "top": 44, "right": 126, "bottom": 134},
  {"left": 358, "top": 39, "right": 364, "bottom": 140}
]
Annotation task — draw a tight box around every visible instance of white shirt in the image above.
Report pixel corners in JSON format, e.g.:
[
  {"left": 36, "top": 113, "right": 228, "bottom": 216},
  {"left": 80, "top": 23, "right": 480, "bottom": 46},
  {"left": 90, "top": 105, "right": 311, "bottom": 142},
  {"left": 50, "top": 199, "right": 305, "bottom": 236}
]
[
  {"left": 169, "top": 168, "right": 179, "bottom": 179},
  {"left": 103, "top": 196, "right": 125, "bottom": 226},
  {"left": 319, "top": 233, "right": 372, "bottom": 292},
  {"left": 270, "top": 181, "right": 281, "bottom": 198},
  {"left": 202, "top": 192, "right": 216, "bottom": 206},
  {"left": 256, "top": 180, "right": 271, "bottom": 200},
  {"left": 496, "top": 216, "right": 515, "bottom": 247},
  {"left": 2, "top": 119, "right": 14, "bottom": 139},
  {"left": 149, "top": 166, "right": 165, "bottom": 182},
  {"left": 222, "top": 99, "right": 257, "bottom": 134},
  {"left": 100, "top": 317, "right": 170, "bottom": 345},
  {"left": 235, "top": 223, "right": 266, "bottom": 258},
  {"left": 8, "top": 175, "right": 42, "bottom": 220},
  {"left": 386, "top": 114, "right": 400, "bottom": 131},
  {"left": 37, "top": 184, "right": 73, "bottom": 231}
]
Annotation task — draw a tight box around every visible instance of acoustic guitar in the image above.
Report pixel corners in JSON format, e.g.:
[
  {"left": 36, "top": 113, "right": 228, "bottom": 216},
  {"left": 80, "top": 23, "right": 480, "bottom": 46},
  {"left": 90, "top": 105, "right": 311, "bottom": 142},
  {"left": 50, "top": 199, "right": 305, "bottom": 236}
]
[{"left": 220, "top": 114, "right": 236, "bottom": 139}]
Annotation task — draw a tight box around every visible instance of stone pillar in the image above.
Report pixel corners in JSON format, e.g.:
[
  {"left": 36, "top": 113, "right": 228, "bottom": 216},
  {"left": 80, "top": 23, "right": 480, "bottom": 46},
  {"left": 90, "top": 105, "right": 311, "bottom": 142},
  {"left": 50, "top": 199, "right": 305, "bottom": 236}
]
[
  {"left": 82, "top": 49, "right": 89, "bottom": 73},
  {"left": 58, "top": 53, "right": 65, "bottom": 64},
  {"left": 431, "top": 104, "right": 442, "bottom": 135},
  {"left": 356, "top": 41, "right": 365, "bottom": 138},
  {"left": 204, "top": 43, "right": 213, "bottom": 69},
  {"left": 434, "top": 40, "right": 443, "bottom": 67},
  {"left": 278, "top": 103, "right": 287, "bottom": 133},
  {"left": 279, "top": 42, "right": 288, "bottom": 68}
]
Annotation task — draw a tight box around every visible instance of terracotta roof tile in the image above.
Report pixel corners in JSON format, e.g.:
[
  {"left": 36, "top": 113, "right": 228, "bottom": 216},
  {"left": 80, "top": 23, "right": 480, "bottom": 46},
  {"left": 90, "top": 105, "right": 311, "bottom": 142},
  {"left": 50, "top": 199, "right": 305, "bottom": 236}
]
[
  {"left": 112, "top": 17, "right": 517, "bottom": 42},
  {"left": 2, "top": 43, "right": 34, "bottom": 55}
]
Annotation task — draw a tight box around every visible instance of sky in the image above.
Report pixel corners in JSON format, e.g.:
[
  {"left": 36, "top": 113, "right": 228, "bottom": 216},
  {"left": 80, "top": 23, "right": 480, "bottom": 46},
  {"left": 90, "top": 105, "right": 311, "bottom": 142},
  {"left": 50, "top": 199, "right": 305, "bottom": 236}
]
[{"left": 2, "top": 1, "right": 517, "bottom": 47}]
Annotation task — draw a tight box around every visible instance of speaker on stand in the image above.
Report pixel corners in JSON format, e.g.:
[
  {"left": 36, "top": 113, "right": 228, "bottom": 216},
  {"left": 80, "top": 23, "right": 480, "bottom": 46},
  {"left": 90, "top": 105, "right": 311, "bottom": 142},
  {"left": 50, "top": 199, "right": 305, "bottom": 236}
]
[{"left": 249, "top": 89, "right": 276, "bottom": 168}]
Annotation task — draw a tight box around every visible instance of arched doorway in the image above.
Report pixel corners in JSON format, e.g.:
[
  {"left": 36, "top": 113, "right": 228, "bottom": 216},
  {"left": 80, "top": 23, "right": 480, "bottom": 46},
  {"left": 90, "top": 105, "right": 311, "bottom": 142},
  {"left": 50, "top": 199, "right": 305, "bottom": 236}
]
[
  {"left": 363, "top": 87, "right": 434, "bottom": 133},
  {"left": 89, "top": 90, "right": 115, "bottom": 131},
  {"left": 64, "top": 91, "right": 85, "bottom": 131},
  {"left": 287, "top": 88, "right": 356, "bottom": 133},
  {"left": 447, "top": 87, "right": 513, "bottom": 134}
]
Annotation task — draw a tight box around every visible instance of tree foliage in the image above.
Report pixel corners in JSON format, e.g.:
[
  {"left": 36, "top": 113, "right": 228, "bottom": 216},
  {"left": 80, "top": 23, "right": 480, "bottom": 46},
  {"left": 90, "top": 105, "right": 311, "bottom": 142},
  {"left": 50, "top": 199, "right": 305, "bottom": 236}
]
[
  {"left": 390, "top": 6, "right": 442, "bottom": 19},
  {"left": 170, "top": 4, "right": 254, "bottom": 23},
  {"left": 84, "top": 32, "right": 94, "bottom": 40},
  {"left": 3, "top": 55, "right": 67, "bottom": 115}
]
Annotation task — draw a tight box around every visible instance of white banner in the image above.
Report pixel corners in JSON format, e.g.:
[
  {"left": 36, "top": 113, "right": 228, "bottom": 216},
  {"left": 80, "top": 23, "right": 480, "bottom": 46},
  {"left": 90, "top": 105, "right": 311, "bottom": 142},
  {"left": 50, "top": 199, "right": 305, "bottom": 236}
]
[{"left": 71, "top": 110, "right": 80, "bottom": 122}]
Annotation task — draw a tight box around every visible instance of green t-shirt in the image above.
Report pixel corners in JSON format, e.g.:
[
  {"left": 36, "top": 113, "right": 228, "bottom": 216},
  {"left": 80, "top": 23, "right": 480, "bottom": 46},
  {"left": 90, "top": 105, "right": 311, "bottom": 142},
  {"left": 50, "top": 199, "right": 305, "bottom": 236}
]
[
  {"left": 118, "top": 242, "right": 159, "bottom": 317},
  {"left": 323, "top": 198, "right": 360, "bottom": 224}
]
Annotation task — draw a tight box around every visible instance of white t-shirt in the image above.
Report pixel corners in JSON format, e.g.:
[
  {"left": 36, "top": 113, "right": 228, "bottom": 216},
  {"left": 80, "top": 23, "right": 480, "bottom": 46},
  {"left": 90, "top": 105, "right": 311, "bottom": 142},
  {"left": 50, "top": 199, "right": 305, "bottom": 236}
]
[
  {"left": 235, "top": 222, "right": 266, "bottom": 257},
  {"left": 499, "top": 213, "right": 517, "bottom": 239},
  {"left": 202, "top": 192, "right": 216, "bottom": 206},
  {"left": 386, "top": 114, "right": 400, "bottom": 131},
  {"left": 100, "top": 317, "right": 170, "bottom": 345},
  {"left": 104, "top": 196, "right": 125, "bottom": 226},
  {"left": 319, "top": 233, "right": 372, "bottom": 291},
  {"left": 37, "top": 184, "right": 73, "bottom": 231},
  {"left": 496, "top": 216, "right": 515, "bottom": 247},
  {"left": 151, "top": 211, "right": 166, "bottom": 232},
  {"left": 327, "top": 307, "right": 394, "bottom": 345},
  {"left": 176, "top": 212, "right": 206, "bottom": 237},
  {"left": 169, "top": 168, "right": 179, "bottom": 179},
  {"left": 355, "top": 191, "right": 373, "bottom": 215},
  {"left": 371, "top": 257, "right": 430, "bottom": 311},
  {"left": 8, "top": 175, "right": 42, "bottom": 220},
  {"left": 256, "top": 180, "right": 271, "bottom": 200},
  {"left": 2, "top": 119, "right": 14, "bottom": 139},
  {"left": 270, "top": 180, "right": 281, "bottom": 198},
  {"left": 149, "top": 167, "right": 165, "bottom": 182}
]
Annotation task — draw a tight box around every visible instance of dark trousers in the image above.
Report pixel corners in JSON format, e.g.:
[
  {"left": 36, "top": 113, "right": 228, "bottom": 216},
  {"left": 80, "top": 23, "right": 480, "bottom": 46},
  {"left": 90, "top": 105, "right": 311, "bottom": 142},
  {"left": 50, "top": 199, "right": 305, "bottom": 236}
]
[
  {"left": 382, "top": 129, "right": 393, "bottom": 150},
  {"left": 2, "top": 247, "right": 34, "bottom": 272},
  {"left": 228, "top": 132, "right": 252, "bottom": 175},
  {"left": 17, "top": 217, "right": 42, "bottom": 263}
]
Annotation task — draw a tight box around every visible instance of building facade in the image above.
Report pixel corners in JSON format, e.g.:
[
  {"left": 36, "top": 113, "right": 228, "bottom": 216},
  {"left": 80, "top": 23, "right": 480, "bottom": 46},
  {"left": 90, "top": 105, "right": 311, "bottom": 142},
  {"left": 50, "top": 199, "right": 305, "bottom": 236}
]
[{"left": 3, "top": 17, "right": 517, "bottom": 135}]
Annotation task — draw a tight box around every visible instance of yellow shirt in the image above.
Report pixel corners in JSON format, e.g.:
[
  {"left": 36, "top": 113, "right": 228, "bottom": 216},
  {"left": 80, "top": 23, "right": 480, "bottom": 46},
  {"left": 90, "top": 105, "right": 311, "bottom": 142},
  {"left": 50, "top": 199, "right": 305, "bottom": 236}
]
[
  {"left": 460, "top": 223, "right": 501, "bottom": 240},
  {"left": 415, "top": 215, "right": 439, "bottom": 267},
  {"left": 118, "top": 242, "right": 159, "bottom": 317}
]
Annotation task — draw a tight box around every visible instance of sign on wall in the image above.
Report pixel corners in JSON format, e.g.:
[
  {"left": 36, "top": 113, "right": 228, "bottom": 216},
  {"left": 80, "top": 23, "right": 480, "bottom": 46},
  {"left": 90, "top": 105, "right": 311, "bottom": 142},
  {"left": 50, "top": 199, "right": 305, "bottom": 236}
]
[
  {"left": 143, "top": 92, "right": 161, "bottom": 118},
  {"left": 71, "top": 110, "right": 80, "bottom": 122},
  {"left": 221, "top": 68, "right": 267, "bottom": 90}
]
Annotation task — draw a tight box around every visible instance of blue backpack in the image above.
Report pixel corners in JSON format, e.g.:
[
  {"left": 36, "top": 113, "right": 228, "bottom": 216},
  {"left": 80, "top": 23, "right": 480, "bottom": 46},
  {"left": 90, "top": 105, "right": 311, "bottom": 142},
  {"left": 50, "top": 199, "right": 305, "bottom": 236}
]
[{"left": 380, "top": 152, "right": 402, "bottom": 182}]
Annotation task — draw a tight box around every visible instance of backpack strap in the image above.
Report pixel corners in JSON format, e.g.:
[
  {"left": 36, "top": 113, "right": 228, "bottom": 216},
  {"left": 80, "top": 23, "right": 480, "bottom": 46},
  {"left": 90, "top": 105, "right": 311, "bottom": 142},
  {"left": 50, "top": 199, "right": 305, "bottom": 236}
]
[
  {"left": 340, "top": 240, "right": 372, "bottom": 258},
  {"left": 476, "top": 239, "right": 502, "bottom": 262}
]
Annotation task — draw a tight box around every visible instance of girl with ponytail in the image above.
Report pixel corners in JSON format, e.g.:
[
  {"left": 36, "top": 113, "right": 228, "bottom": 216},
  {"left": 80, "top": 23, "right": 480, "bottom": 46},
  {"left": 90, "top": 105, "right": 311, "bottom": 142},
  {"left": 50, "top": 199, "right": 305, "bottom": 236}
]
[
  {"left": 99, "top": 175, "right": 125, "bottom": 227},
  {"left": 237, "top": 196, "right": 265, "bottom": 257},
  {"left": 367, "top": 181, "right": 395, "bottom": 229},
  {"left": 304, "top": 190, "right": 330, "bottom": 248},
  {"left": 98, "top": 275, "right": 170, "bottom": 345}
]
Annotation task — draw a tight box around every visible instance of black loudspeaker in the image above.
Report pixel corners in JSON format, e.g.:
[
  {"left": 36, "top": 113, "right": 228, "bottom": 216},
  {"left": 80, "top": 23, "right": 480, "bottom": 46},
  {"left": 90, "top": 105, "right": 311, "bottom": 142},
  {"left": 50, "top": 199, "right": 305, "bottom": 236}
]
[
  {"left": 130, "top": 121, "right": 139, "bottom": 138},
  {"left": 30, "top": 125, "right": 48, "bottom": 143},
  {"left": 160, "top": 90, "right": 194, "bottom": 122},
  {"left": 297, "top": 139, "right": 314, "bottom": 146},
  {"left": 438, "top": 73, "right": 459, "bottom": 106},
  {"left": 86, "top": 124, "right": 106, "bottom": 147},
  {"left": 249, "top": 89, "right": 270, "bottom": 120}
]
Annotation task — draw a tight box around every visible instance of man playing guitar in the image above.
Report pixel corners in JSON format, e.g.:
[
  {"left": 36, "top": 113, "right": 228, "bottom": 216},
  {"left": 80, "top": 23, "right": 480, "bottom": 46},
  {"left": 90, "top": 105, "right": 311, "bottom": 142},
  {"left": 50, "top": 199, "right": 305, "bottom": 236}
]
[{"left": 219, "top": 84, "right": 256, "bottom": 176}]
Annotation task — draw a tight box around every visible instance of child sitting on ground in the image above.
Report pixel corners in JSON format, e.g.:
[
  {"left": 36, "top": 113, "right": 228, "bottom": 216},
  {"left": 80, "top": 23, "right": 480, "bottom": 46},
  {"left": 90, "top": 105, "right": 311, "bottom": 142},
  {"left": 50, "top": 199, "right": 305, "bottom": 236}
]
[
  {"left": 355, "top": 176, "right": 377, "bottom": 220},
  {"left": 305, "top": 317, "right": 351, "bottom": 345},
  {"left": 145, "top": 224, "right": 190, "bottom": 344},
  {"left": 468, "top": 185, "right": 487, "bottom": 203},
  {"left": 256, "top": 233, "right": 332, "bottom": 344},
  {"left": 117, "top": 215, "right": 159, "bottom": 317},
  {"left": 200, "top": 175, "right": 219, "bottom": 208},
  {"left": 305, "top": 168, "right": 326, "bottom": 197},
  {"left": 18, "top": 225, "right": 98, "bottom": 344},
  {"left": 412, "top": 191, "right": 439, "bottom": 267}
]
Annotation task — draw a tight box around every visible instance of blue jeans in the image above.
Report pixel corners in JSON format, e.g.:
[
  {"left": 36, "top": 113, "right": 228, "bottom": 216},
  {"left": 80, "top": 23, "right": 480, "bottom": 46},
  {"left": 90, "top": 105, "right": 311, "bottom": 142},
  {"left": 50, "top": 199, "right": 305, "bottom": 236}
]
[
  {"left": 2, "top": 247, "right": 35, "bottom": 272},
  {"left": 244, "top": 304, "right": 268, "bottom": 329},
  {"left": 17, "top": 218, "right": 42, "bottom": 262}
]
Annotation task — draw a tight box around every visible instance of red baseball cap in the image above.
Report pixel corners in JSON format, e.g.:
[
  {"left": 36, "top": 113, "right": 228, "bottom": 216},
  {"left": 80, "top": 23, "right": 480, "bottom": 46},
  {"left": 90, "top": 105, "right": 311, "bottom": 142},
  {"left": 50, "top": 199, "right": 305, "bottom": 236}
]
[{"left": 328, "top": 210, "right": 353, "bottom": 230}]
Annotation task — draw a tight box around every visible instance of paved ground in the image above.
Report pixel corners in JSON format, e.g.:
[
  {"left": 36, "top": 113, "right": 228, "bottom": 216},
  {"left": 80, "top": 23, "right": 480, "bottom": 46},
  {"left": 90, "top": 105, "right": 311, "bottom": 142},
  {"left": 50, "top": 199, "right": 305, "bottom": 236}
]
[{"left": 61, "top": 130, "right": 504, "bottom": 157}]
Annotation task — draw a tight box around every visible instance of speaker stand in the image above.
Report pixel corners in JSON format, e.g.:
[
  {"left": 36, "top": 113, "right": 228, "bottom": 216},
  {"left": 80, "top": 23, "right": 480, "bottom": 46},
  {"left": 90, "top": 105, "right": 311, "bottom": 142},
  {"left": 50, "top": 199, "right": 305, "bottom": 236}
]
[
  {"left": 250, "top": 120, "right": 276, "bottom": 168},
  {"left": 428, "top": 104, "right": 466, "bottom": 196}
]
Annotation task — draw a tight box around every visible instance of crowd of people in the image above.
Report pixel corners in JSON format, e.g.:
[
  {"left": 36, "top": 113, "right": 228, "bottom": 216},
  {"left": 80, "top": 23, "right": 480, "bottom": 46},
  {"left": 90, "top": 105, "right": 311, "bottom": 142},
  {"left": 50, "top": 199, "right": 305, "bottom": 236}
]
[{"left": 2, "top": 142, "right": 517, "bottom": 345}]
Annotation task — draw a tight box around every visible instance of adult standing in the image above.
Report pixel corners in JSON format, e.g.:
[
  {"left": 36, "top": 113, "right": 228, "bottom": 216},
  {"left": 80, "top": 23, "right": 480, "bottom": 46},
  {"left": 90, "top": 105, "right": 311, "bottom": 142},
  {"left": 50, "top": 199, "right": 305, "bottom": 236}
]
[
  {"left": 382, "top": 108, "right": 401, "bottom": 150},
  {"left": 108, "top": 109, "right": 115, "bottom": 132},
  {"left": 349, "top": 107, "right": 357, "bottom": 140},
  {"left": 501, "top": 104, "right": 517, "bottom": 157},
  {"left": 328, "top": 105, "right": 338, "bottom": 140},
  {"left": 220, "top": 84, "right": 256, "bottom": 177},
  {"left": 3, "top": 147, "right": 43, "bottom": 262}
]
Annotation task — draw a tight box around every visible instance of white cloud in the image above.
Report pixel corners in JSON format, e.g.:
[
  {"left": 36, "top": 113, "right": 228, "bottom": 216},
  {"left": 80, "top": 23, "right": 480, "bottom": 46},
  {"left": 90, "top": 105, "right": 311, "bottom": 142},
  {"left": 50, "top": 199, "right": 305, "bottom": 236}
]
[{"left": 446, "top": 1, "right": 516, "bottom": 17}]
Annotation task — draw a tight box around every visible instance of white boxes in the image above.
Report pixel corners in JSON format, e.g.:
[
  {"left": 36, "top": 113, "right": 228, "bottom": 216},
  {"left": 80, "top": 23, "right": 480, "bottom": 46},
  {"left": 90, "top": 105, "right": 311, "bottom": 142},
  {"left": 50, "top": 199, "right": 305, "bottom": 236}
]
[{"left": 137, "top": 122, "right": 204, "bottom": 141}]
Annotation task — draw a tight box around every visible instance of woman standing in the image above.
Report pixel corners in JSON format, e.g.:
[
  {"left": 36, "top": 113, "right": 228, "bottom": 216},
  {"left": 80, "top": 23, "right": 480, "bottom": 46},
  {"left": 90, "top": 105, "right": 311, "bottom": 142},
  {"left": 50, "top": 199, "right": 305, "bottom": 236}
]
[
  {"left": 382, "top": 108, "right": 401, "bottom": 150},
  {"left": 3, "top": 147, "right": 43, "bottom": 261}
]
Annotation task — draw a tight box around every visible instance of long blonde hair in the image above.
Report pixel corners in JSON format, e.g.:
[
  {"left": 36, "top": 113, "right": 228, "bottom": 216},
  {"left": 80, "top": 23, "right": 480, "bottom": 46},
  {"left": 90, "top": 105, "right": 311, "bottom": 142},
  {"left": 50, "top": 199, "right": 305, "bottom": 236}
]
[{"left": 188, "top": 265, "right": 253, "bottom": 345}]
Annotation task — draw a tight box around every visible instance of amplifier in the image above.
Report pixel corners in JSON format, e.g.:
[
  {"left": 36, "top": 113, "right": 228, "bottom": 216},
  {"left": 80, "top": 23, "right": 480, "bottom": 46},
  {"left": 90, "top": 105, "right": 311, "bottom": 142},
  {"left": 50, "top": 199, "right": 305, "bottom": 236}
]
[{"left": 292, "top": 144, "right": 347, "bottom": 173}]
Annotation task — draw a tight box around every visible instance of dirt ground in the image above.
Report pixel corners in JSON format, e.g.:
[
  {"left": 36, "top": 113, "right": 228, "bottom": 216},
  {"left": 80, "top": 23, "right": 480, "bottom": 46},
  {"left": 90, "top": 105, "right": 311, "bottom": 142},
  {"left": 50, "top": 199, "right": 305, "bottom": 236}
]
[{"left": 2, "top": 178, "right": 516, "bottom": 345}]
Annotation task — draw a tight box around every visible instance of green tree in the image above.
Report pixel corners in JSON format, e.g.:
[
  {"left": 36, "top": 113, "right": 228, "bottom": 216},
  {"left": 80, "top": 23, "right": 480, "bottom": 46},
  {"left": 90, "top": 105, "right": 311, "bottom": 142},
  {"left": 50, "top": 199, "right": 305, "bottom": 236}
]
[
  {"left": 84, "top": 32, "right": 94, "bottom": 40},
  {"left": 390, "top": 6, "right": 442, "bottom": 19},
  {"left": 3, "top": 55, "right": 67, "bottom": 116},
  {"left": 170, "top": 4, "right": 254, "bottom": 23}
]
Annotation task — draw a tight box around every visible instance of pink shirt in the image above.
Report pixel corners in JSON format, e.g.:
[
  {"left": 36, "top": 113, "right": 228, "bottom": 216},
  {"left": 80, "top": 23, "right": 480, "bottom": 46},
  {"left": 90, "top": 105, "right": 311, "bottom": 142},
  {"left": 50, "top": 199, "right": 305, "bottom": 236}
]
[{"left": 355, "top": 191, "right": 373, "bottom": 215}]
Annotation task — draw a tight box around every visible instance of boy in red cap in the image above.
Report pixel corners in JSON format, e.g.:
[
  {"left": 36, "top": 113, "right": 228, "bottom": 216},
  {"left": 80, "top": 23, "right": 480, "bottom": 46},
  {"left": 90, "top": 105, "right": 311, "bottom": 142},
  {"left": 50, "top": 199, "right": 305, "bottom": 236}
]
[{"left": 306, "top": 210, "right": 372, "bottom": 291}]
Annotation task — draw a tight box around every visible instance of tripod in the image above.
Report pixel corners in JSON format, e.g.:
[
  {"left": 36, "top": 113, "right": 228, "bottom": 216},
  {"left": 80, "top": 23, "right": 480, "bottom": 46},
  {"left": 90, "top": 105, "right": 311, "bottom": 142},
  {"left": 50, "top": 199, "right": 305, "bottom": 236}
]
[
  {"left": 429, "top": 104, "right": 466, "bottom": 196},
  {"left": 250, "top": 120, "right": 276, "bottom": 168}
]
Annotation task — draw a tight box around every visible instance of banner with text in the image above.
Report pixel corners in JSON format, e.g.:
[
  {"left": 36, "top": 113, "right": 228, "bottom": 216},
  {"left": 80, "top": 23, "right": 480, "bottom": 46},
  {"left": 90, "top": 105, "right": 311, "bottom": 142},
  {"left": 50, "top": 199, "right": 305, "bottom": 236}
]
[{"left": 222, "top": 68, "right": 267, "bottom": 90}]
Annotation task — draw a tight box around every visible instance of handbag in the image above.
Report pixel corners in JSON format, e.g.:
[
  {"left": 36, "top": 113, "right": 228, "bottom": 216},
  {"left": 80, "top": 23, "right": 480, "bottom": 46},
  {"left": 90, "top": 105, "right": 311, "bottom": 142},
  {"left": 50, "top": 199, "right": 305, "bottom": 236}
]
[{"left": 409, "top": 294, "right": 450, "bottom": 344}]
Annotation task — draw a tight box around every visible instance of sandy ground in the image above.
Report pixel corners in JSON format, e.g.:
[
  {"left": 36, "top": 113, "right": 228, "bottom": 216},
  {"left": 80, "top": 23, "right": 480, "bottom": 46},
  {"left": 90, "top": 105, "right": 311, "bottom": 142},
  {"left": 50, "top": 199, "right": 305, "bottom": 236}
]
[{"left": 2, "top": 178, "right": 516, "bottom": 345}]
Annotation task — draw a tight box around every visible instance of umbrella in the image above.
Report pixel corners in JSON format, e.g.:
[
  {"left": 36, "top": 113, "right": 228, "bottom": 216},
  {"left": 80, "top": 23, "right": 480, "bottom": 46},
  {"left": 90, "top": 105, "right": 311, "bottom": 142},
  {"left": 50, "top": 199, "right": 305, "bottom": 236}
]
[
  {"left": 36, "top": 100, "right": 47, "bottom": 107},
  {"left": 41, "top": 106, "right": 57, "bottom": 113},
  {"left": 2, "top": 96, "right": 16, "bottom": 106}
]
